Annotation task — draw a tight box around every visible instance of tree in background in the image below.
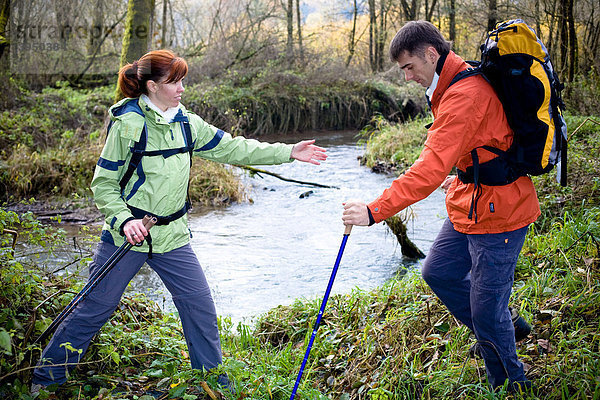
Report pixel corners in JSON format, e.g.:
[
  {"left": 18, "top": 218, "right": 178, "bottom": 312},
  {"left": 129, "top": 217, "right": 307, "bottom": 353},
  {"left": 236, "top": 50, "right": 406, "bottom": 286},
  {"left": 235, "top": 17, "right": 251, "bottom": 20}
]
[
  {"left": 295, "top": 0, "right": 304, "bottom": 63},
  {"left": 286, "top": 0, "right": 293, "bottom": 65},
  {"left": 0, "top": 0, "right": 9, "bottom": 63},
  {"left": 117, "top": 0, "right": 155, "bottom": 101},
  {"left": 346, "top": 0, "right": 359, "bottom": 67},
  {"left": 487, "top": 0, "right": 497, "bottom": 31},
  {"left": 2, "top": 0, "right": 598, "bottom": 96},
  {"left": 120, "top": 0, "right": 155, "bottom": 67},
  {"left": 448, "top": 0, "right": 456, "bottom": 43}
]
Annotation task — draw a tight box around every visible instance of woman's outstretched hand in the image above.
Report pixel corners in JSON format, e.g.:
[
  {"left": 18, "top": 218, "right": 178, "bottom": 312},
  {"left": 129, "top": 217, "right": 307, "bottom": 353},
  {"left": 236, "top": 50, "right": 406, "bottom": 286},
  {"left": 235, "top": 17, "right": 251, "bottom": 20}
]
[{"left": 290, "top": 140, "right": 327, "bottom": 165}]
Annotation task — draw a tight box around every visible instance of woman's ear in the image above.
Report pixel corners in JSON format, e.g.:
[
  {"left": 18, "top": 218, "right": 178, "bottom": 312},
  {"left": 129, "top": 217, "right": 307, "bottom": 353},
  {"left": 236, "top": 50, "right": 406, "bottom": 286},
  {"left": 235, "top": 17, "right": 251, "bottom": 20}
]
[{"left": 146, "top": 80, "right": 158, "bottom": 94}]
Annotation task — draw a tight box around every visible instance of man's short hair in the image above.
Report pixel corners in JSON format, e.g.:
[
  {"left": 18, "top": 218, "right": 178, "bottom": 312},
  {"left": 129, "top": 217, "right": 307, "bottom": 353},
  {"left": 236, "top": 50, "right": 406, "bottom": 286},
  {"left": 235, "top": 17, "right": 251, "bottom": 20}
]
[{"left": 389, "top": 20, "right": 451, "bottom": 61}]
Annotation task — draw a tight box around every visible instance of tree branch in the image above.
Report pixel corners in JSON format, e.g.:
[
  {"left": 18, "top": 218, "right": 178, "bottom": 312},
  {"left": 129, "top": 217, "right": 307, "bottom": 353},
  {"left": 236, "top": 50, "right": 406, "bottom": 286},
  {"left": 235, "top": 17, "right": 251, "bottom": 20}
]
[{"left": 233, "top": 165, "right": 339, "bottom": 189}]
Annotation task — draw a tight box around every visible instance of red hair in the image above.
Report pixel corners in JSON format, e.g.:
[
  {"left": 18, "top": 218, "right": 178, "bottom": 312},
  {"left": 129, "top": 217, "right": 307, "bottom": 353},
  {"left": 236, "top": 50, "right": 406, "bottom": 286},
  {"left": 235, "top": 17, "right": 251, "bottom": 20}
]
[{"left": 117, "top": 50, "right": 188, "bottom": 98}]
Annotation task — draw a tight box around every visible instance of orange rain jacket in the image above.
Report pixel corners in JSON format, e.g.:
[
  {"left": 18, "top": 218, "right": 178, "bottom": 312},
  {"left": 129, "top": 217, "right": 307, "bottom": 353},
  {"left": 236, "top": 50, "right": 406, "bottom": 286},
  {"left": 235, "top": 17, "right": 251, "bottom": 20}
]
[{"left": 368, "top": 51, "right": 540, "bottom": 234}]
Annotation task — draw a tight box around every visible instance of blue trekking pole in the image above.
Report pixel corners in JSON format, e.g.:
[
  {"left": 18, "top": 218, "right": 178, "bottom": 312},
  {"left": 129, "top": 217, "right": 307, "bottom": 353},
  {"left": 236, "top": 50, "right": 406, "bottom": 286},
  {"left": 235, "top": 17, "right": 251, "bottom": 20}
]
[
  {"left": 34, "top": 215, "right": 157, "bottom": 345},
  {"left": 290, "top": 225, "right": 352, "bottom": 400}
]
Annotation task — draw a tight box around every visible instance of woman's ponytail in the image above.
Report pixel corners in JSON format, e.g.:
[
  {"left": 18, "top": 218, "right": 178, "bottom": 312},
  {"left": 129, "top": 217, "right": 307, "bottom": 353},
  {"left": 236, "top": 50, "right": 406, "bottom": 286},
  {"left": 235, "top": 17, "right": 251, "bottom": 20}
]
[{"left": 117, "top": 61, "right": 142, "bottom": 98}]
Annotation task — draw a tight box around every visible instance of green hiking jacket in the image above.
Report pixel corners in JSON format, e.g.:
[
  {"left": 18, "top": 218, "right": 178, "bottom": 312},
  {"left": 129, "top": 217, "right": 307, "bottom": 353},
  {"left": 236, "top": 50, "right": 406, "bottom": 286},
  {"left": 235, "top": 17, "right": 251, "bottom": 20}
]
[{"left": 91, "top": 97, "right": 293, "bottom": 253}]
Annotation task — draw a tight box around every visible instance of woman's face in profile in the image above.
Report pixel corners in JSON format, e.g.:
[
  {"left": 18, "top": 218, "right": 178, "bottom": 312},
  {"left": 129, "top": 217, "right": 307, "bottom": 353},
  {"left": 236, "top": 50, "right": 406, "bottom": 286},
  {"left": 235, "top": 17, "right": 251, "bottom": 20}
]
[{"left": 149, "top": 77, "right": 185, "bottom": 110}]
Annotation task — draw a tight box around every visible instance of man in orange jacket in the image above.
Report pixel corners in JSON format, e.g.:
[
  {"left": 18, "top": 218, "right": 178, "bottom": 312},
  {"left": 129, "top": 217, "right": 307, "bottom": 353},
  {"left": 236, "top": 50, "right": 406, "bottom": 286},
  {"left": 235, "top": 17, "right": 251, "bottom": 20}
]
[{"left": 342, "top": 21, "right": 538, "bottom": 392}]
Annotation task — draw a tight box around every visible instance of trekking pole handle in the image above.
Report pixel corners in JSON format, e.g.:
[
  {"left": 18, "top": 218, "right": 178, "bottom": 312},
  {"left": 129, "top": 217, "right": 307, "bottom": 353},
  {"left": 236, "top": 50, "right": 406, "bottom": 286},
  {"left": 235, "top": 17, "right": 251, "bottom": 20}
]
[
  {"left": 142, "top": 215, "right": 158, "bottom": 231},
  {"left": 344, "top": 224, "right": 353, "bottom": 235}
]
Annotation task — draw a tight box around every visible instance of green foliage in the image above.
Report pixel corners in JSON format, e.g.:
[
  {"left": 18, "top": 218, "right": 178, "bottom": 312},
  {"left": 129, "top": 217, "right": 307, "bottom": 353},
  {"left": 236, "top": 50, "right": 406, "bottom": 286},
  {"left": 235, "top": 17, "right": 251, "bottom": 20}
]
[
  {"left": 184, "top": 75, "right": 424, "bottom": 137},
  {"left": 0, "top": 83, "right": 112, "bottom": 200},
  {"left": 564, "top": 69, "right": 600, "bottom": 117},
  {"left": 532, "top": 113, "right": 600, "bottom": 231},
  {"left": 0, "top": 83, "right": 246, "bottom": 204},
  {"left": 0, "top": 76, "right": 424, "bottom": 204},
  {"left": 0, "top": 208, "right": 78, "bottom": 388},
  {"left": 359, "top": 115, "right": 431, "bottom": 173},
  {"left": 188, "top": 160, "right": 246, "bottom": 206},
  {"left": 0, "top": 207, "right": 233, "bottom": 399}
]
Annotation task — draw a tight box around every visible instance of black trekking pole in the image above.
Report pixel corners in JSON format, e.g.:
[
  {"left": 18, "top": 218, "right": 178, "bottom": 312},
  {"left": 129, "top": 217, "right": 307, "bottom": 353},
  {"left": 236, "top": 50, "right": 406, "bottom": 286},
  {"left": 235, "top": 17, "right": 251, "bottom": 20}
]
[
  {"left": 290, "top": 225, "right": 352, "bottom": 400},
  {"left": 34, "top": 215, "right": 157, "bottom": 345}
]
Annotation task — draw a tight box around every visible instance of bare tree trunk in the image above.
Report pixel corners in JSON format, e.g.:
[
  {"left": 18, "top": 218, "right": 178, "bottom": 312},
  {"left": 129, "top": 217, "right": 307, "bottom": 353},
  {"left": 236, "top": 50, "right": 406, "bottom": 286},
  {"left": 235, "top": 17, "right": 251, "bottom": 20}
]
[
  {"left": 546, "top": 0, "right": 558, "bottom": 57},
  {"left": 448, "top": 0, "right": 456, "bottom": 43},
  {"left": 369, "top": 0, "right": 376, "bottom": 72},
  {"left": 346, "top": 0, "right": 358, "bottom": 67},
  {"left": 0, "top": 0, "right": 9, "bottom": 62},
  {"left": 120, "top": 0, "right": 155, "bottom": 66},
  {"left": 582, "top": 5, "right": 600, "bottom": 71},
  {"left": 286, "top": 0, "right": 294, "bottom": 66},
  {"left": 88, "top": 0, "right": 104, "bottom": 56},
  {"left": 295, "top": 0, "right": 303, "bottom": 63},
  {"left": 487, "top": 0, "right": 497, "bottom": 31},
  {"left": 534, "top": 0, "right": 542, "bottom": 42},
  {"left": 54, "top": 0, "right": 75, "bottom": 52},
  {"left": 558, "top": 0, "right": 568, "bottom": 76},
  {"left": 377, "top": 0, "right": 385, "bottom": 71},
  {"left": 207, "top": 0, "right": 223, "bottom": 45},
  {"left": 118, "top": 0, "right": 155, "bottom": 101},
  {"left": 161, "top": 0, "right": 168, "bottom": 48},
  {"left": 566, "top": 0, "right": 577, "bottom": 81},
  {"left": 425, "top": 0, "right": 437, "bottom": 21}
]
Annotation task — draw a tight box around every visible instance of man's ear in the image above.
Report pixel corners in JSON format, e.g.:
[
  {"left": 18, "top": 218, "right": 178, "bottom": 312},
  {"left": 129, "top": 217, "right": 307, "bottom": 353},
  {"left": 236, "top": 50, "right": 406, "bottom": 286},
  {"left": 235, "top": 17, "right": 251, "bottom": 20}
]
[{"left": 426, "top": 46, "right": 440, "bottom": 64}]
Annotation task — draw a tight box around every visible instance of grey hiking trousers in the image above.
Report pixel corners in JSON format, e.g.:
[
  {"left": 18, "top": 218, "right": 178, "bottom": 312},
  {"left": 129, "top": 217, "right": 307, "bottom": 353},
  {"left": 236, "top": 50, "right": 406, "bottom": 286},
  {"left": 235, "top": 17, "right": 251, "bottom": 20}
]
[{"left": 33, "top": 241, "right": 222, "bottom": 386}]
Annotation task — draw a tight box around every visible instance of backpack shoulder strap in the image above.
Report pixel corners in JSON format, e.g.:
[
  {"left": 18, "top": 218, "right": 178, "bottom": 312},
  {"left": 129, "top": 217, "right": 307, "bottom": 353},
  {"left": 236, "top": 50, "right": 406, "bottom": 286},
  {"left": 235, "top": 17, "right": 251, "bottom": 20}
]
[
  {"left": 119, "top": 123, "right": 148, "bottom": 192},
  {"left": 112, "top": 99, "right": 148, "bottom": 192},
  {"left": 449, "top": 66, "right": 484, "bottom": 88}
]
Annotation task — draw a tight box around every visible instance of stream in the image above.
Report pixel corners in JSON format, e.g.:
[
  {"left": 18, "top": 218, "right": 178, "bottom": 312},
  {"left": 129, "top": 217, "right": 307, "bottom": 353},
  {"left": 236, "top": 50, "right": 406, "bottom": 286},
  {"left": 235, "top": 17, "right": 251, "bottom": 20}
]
[{"left": 127, "top": 130, "right": 447, "bottom": 324}]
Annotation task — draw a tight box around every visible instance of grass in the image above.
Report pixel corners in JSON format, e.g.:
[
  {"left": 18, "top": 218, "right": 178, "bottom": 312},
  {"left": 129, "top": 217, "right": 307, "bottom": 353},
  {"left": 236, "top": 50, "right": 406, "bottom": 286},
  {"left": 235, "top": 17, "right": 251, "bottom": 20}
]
[{"left": 358, "top": 115, "right": 430, "bottom": 174}]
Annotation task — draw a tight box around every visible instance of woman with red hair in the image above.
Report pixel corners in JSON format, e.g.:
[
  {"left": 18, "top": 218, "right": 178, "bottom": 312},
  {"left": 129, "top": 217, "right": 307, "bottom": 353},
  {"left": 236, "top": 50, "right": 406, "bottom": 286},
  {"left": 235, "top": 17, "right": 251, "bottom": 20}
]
[{"left": 32, "top": 50, "right": 327, "bottom": 394}]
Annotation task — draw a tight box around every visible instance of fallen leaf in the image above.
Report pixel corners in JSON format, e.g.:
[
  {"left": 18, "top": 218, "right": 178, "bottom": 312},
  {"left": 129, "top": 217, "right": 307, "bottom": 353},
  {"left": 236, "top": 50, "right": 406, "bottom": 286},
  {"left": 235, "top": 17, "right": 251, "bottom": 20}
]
[
  {"left": 200, "top": 381, "right": 218, "bottom": 400},
  {"left": 537, "top": 339, "right": 553, "bottom": 353}
]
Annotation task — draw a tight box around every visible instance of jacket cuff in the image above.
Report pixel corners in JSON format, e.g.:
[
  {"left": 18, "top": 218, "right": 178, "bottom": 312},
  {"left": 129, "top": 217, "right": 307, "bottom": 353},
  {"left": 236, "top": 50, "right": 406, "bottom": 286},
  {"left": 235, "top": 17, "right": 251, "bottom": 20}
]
[
  {"left": 119, "top": 217, "right": 135, "bottom": 236},
  {"left": 367, "top": 206, "right": 376, "bottom": 226},
  {"left": 106, "top": 210, "right": 134, "bottom": 236},
  {"left": 285, "top": 144, "right": 295, "bottom": 162},
  {"left": 367, "top": 199, "right": 386, "bottom": 224}
]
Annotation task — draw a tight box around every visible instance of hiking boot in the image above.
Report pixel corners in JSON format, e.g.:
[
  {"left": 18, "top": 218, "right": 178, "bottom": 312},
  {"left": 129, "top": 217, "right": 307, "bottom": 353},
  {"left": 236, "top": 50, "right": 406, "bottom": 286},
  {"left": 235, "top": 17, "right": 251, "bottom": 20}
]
[
  {"left": 507, "top": 379, "right": 535, "bottom": 394},
  {"left": 510, "top": 307, "right": 532, "bottom": 342},
  {"left": 217, "top": 373, "right": 236, "bottom": 395},
  {"left": 469, "top": 342, "right": 482, "bottom": 359},
  {"left": 30, "top": 383, "right": 54, "bottom": 398}
]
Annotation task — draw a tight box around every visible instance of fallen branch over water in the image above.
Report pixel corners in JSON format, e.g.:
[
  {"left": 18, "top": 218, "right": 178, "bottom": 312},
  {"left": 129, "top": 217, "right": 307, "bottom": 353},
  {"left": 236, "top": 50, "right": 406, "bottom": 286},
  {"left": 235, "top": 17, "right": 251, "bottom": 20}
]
[
  {"left": 233, "top": 165, "right": 339, "bottom": 189},
  {"left": 385, "top": 214, "right": 425, "bottom": 259}
]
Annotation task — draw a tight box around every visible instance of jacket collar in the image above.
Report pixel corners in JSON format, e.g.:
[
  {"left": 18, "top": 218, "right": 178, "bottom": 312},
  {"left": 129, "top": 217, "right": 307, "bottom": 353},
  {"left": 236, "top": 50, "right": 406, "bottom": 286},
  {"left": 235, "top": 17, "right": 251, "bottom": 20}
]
[
  {"left": 428, "top": 50, "right": 469, "bottom": 110},
  {"left": 140, "top": 94, "right": 183, "bottom": 124}
]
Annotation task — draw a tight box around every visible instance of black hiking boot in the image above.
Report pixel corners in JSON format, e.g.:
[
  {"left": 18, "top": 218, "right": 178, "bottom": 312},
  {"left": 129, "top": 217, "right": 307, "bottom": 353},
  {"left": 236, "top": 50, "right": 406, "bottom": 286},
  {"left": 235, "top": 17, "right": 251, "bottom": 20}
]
[
  {"left": 217, "top": 373, "right": 236, "bottom": 395},
  {"left": 510, "top": 307, "right": 532, "bottom": 342}
]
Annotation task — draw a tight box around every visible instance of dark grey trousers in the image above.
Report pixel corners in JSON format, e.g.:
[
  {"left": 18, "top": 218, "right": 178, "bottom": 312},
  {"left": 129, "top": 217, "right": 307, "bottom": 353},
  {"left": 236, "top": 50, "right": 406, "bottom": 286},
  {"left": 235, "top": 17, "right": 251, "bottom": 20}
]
[
  {"left": 421, "top": 218, "right": 529, "bottom": 388},
  {"left": 33, "top": 241, "right": 222, "bottom": 386}
]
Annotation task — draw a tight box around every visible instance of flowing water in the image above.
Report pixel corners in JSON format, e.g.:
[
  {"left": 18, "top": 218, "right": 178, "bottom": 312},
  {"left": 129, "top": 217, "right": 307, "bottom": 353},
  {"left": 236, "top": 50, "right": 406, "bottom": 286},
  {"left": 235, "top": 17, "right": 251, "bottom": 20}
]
[{"left": 128, "top": 130, "right": 447, "bottom": 324}]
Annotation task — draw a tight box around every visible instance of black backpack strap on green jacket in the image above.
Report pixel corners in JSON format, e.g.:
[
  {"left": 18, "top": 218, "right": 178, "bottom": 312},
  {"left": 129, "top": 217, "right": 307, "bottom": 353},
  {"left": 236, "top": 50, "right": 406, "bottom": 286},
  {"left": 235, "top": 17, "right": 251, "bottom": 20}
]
[{"left": 119, "top": 122, "right": 148, "bottom": 193}]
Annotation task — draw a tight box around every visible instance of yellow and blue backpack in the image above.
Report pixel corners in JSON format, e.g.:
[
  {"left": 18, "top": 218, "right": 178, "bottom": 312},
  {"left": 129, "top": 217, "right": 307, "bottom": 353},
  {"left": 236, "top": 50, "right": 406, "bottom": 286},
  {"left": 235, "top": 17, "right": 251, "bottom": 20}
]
[{"left": 451, "top": 19, "right": 568, "bottom": 187}]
